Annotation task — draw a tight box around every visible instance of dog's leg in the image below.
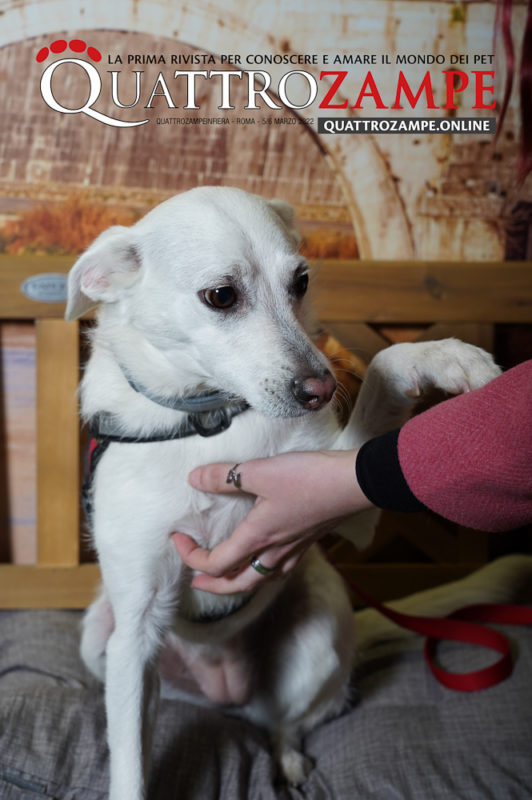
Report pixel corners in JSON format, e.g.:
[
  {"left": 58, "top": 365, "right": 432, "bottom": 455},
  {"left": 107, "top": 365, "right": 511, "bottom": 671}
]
[
  {"left": 333, "top": 338, "right": 500, "bottom": 548},
  {"left": 337, "top": 338, "right": 501, "bottom": 449},
  {"left": 80, "top": 587, "right": 163, "bottom": 798},
  {"left": 100, "top": 558, "right": 177, "bottom": 800},
  {"left": 104, "top": 601, "right": 160, "bottom": 800},
  {"left": 247, "top": 549, "right": 355, "bottom": 786}
]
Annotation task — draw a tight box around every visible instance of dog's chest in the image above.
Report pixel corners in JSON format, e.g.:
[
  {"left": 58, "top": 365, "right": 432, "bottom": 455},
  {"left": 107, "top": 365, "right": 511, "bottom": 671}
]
[
  {"left": 89, "top": 404, "right": 340, "bottom": 565},
  {"left": 91, "top": 439, "right": 248, "bottom": 546}
]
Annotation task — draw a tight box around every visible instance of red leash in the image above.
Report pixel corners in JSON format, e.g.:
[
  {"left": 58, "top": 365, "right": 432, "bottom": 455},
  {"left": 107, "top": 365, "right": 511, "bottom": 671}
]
[{"left": 343, "top": 576, "right": 532, "bottom": 692}]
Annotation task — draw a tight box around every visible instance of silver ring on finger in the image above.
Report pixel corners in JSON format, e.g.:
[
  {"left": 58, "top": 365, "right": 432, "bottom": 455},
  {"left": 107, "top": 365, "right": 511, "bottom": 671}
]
[
  {"left": 250, "top": 556, "right": 276, "bottom": 576},
  {"left": 226, "top": 463, "right": 242, "bottom": 489}
]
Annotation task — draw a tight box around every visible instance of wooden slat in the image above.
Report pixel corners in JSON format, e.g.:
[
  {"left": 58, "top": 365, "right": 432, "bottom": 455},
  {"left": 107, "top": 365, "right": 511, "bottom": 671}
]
[
  {"left": 322, "top": 321, "right": 388, "bottom": 360},
  {"left": 0, "top": 564, "right": 100, "bottom": 609},
  {"left": 0, "top": 563, "right": 479, "bottom": 609},
  {"left": 0, "top": 254, "right": 74, "bottom": 319},
  {"left": 415, "top": 322, "right": 495, "bottom": 351},
  {"left": 457, "top": 528, "right": 490, "bottom": 563},
  {"left": 36, "top": 319, "right": 80, "bottom": 566},
  {"left": 314, "top": 260, "right": 532, "bottom": 323},
  {"left": 1, "top": 255, "right": 532, "bottom": 323},
  {"left": 340, "top": 563, "right": 482, "bottom": 604},
  {"left": 400, "top": 519, "right": 459, "bottom": 563}
]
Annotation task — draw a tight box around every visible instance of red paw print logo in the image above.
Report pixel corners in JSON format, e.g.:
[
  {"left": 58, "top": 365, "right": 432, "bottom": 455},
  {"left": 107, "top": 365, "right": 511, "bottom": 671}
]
[{"left": 36, "top": 39, "right": 102, "bottom": 63}]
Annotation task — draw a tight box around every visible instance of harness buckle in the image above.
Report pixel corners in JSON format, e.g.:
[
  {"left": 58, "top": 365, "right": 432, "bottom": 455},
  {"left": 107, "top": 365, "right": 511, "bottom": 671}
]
[{"left": 188, "top": 407, "right": 231, "bottom": 437}]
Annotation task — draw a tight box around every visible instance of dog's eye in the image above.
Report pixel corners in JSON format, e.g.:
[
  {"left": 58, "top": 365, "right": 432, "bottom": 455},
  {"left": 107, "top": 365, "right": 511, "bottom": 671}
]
[
  {"left": 202, "top": 285, "right": 238, "bottom": 309},
  {"left": 292, "top": 271, "right": 309, "bottom": 299}
]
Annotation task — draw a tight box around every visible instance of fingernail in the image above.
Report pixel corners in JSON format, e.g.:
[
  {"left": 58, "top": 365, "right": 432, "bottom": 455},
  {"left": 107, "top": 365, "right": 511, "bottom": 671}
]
[{"left": 188, "top": 467, "right": 201, "bottom": 488}]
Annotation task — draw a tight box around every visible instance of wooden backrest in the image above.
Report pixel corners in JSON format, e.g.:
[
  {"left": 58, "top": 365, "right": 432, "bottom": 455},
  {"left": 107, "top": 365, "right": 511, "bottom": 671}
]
[
  {"left": 0, "top": 255, "right": 531, "bottom": 608},
  {"left": 0, "top": 256, "right": 99, "bottom": 607}
]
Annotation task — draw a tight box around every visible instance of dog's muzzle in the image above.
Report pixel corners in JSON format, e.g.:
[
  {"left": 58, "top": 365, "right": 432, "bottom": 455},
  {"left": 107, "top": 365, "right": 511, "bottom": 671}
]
[{"left": 291, "top": 371, "right": 337, "bottom": 410}]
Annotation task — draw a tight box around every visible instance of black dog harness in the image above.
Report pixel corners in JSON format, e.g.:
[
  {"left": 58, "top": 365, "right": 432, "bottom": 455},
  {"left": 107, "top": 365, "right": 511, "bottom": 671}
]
[{"left": 82, "top": 379, "right": 250, "bottom": 518}]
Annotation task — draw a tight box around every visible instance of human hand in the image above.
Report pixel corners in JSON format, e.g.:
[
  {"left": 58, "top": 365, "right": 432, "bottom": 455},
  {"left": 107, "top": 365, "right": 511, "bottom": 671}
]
[{"left": 172, "top": 449, "right": 371, "bottom": 593}]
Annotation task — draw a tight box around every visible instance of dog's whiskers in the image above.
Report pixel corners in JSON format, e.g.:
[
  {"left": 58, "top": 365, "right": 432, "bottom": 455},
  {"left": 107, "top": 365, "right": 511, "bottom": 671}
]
[{"left": 331, "top": 383, "right": 354, "bottom": 419}]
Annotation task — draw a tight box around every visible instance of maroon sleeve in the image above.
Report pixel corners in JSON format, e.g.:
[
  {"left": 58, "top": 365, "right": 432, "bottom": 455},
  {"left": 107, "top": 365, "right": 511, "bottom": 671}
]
[{"left": 397, "top": 360, "right": 532, "bottom": 532}]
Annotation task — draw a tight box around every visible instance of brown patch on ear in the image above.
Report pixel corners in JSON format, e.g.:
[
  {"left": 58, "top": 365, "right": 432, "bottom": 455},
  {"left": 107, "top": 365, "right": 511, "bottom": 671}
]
[{"left": 268, "top": 199, "right": 301, "bottom": 247}]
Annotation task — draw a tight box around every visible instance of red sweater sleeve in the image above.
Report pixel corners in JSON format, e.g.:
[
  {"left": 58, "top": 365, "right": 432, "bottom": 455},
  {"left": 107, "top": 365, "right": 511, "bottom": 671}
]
[{"left": 397, "top": 360, "right": 532, "bottom": 532}]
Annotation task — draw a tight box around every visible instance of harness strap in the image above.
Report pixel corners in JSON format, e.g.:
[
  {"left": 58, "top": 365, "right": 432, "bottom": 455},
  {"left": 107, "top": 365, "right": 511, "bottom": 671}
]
[
  {"left": 81, "top": 400, "right": 250, "bottom": 518},
  {"left": 90, "top": 400, "right": 250, "bottom": 443},
  {"left": 82, "top": 437, "right": 111, "bottom": 518}
]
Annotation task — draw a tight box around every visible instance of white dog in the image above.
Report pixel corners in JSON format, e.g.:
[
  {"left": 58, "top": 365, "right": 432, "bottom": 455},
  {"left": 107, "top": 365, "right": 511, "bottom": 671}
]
[{"left": 65, "top": 186, "right": 500, "bottom": 800}]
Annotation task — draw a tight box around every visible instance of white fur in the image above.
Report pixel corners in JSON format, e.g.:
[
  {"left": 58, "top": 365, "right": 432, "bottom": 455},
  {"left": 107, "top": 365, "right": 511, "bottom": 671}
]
[{"left": 67, "top": 186, "right": 501, "bottom": 799}]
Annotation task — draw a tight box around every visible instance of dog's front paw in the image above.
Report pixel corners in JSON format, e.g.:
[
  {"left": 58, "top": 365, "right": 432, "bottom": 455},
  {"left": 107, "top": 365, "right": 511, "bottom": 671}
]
[{"left": 384, "top": 338, "right": 501, "bottom": 399}]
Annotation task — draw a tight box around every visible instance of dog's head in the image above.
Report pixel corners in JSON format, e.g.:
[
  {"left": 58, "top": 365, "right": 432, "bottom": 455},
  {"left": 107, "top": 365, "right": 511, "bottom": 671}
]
[{"left": 66, "top": 186, "right": 336, "bottom": 417}]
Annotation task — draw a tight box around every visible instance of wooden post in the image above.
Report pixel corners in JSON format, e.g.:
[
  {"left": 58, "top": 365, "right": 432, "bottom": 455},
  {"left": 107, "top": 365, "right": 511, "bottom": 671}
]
[{"left": 36, "top": 318, "right": 80, "bottom": 567}]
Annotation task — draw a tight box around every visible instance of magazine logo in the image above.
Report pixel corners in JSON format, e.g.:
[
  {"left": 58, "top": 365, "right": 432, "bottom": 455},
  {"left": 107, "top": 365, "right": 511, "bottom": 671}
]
[
  {"left": 38, "top": 39, "right": 148, "bottom": 127},
  {"left": 37, "top": 40, "right": 497, "bottom": 129}
]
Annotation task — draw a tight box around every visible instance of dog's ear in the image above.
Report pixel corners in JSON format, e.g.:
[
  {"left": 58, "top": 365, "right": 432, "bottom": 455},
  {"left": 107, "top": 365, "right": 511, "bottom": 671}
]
[
  {"left": 65, "top": 226, "right": 142, "bottom": 321},
  {"left": 268, "top": 199, "right": 301, "bottom": 248}
]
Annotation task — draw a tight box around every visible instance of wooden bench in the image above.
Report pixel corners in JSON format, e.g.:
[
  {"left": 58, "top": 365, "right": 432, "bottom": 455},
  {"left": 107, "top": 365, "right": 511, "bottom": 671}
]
[{"left": 0, "top": 255, "right": 531, "bottom": 608}]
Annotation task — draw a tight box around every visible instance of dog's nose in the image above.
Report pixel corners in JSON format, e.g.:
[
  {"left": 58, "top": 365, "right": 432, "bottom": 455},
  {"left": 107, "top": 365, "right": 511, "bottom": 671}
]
[{"left": 291, "top": 371, "right": 337, "bottom": 410}]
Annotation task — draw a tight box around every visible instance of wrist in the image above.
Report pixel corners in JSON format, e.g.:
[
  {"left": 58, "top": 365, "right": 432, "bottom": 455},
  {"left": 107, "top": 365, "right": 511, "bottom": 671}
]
[{"left": 325, "top": 449, "right": 375, "bottom": 516}]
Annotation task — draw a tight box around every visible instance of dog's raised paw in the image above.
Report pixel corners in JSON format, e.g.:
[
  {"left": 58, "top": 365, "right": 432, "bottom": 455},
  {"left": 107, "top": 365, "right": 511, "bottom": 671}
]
[
  {"left": 412, "top": 339, "right": 501, "bottom": 396},
  {"left": 379, "top": 338, "right": 501, "bottom": 400}
]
